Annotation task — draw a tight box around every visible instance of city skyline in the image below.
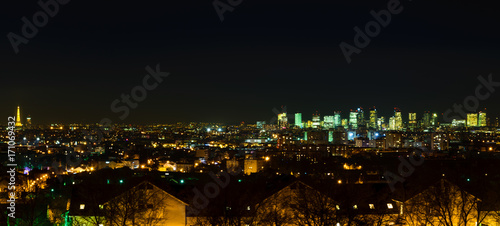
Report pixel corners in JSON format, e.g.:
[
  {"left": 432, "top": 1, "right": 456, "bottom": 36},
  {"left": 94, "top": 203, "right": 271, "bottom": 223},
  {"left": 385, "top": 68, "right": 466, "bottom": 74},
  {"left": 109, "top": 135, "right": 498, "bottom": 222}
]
[{"left": 8, "top": 105, "right": 497, "bottom": 127}]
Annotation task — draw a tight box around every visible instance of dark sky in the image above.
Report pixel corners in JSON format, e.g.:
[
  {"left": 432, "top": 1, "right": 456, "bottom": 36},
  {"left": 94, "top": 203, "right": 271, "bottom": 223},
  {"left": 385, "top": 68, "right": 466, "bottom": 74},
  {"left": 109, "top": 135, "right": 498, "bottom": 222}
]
[{"left": 1, "top": 0, "right": 499, "bottom": 124}]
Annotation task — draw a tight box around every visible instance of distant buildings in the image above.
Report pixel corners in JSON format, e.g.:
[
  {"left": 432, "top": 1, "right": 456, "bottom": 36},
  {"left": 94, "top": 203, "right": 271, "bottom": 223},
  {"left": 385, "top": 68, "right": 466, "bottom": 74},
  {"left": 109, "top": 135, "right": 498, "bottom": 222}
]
[
  {"left": 369, "top": 108, "right": 377, "bottom": 130},
  {"left": 467, "top": 113, "right": 478, "bottom": 127},
  {"left": 294, "top": 113, "right": 303, "bottom": 128}
]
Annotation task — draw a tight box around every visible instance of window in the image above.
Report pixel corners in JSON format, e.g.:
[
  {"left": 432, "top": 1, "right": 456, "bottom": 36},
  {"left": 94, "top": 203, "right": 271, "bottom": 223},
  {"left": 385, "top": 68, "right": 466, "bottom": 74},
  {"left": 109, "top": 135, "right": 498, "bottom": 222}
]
[
  {"left": 80, "top": 204, "right": 85, "bottom": 210},
  {"left": 336, "top": 205, "right": 340, "bottom": 210},
  {"left": 387, "top": 203, "right": 393, "bottom": 209},
  {"left": 247, "top": 206, "right": 251, "bottom": 211},
  {"left": 369, "top": 204, "right": 375, "bottom": 209},
  {"left": 353, "top": 205, "right": 358, "bottom": 209},
  {"left": 99, "top": 205, "right": 104, "bottom": 209}
]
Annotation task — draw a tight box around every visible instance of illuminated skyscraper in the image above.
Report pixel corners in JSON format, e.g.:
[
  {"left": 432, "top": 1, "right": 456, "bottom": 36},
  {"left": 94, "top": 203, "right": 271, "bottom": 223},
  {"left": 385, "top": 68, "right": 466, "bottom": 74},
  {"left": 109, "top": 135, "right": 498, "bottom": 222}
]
[
  {"left": 324, "top": 115, "right": 334, "bottom": 129},
  {"left": 478, "top": 111, "right": 487, "bottom": 127},
  {"left": 312, "top": 113, "right": 321, "bottom": 128},
  {"left": 389, "top": 116, "right": 396, "bottom": 131},
  {"left": 369, "top": 108, "right": 377, "bottom": 130},
  {"left": 467, "top": 113, "right": 478, "bottom": 127},
  {"left": 341, "top": 119, "right": 348, "bottom": 129},
  {"left": 295, "top": 113, "right": 303, "bottom": 128},
  {"left": 349, "top": 110, "right": 358, "bottom": 129},
  {"left": 422, "top": 111, "right": 431, "bottom": 128},
  {"left": 26, "top": 116, "right": 32, "bottom": 129},
  {"left": 431, "top": 113, "right": 439, "bottom": 127},
  {"left": 409, "top": 112, "right": 417, "bottom": 130},
  {"left": 15, "top": 106, "right": 22, "bottom": 127},
  {"left": 333, "top": 111, "right": 342, "bottom": 128},
  {"left": 377, "top": 117, "right": 385, "bottom": 130},
  {"left": 394, "top": 109, "right": 402, "bottom": 131},
  {"left": 357, "top": 107, "right": 365, "bottom": 127},
  {"left": 278, "top": 113, "right": 288, "bottom": 127}
]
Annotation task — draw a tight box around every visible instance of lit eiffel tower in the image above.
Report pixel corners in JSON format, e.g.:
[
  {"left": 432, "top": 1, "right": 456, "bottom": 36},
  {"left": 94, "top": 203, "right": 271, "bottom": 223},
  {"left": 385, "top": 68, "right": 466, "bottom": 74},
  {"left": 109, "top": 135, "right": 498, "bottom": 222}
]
[{"left": 15, "top": 106, "right": 22, "bottom": 127}]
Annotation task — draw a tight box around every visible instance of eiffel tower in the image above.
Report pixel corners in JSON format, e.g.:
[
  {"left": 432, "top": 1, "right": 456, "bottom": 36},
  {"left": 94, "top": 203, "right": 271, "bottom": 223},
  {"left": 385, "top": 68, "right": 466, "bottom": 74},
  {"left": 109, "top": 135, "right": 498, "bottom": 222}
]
[{"left": 15, "top": 106, "right": 22, "bottom": 127}]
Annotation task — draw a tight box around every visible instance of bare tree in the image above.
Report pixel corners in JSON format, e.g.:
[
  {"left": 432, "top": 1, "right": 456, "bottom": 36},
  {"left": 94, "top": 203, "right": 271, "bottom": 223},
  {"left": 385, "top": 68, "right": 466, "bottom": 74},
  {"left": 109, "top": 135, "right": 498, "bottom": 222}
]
[{"left": 105, "top": 181, "right": 170, "bottom": 226}]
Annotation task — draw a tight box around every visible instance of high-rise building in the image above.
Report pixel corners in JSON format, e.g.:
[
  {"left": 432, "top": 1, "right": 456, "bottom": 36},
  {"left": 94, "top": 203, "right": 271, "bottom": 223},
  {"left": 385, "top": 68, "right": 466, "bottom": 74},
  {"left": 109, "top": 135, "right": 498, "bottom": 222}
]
[
  {"left": 312, "top": 113, "right": 321, "bottom": 128},
  {"left": 369, "top": 108, "right": 377, "bottom": 130},
  {"left": 256, "top": 121, "right": 266, "bottom": 129},
  {"left": 409, "top": 112, "right": 417, "bottom": 130},
  {"left": 15, "top": 106, "right": 22, "bottom": 127},
  {"left": 357, "top": 108, "right": 365, "bottom": 127},
  {"left": 341, "top": 119, "right": 348, "bottom": 129},
  {"left": 278, "top": 113, "right": 288, "bottom": 127},
  {"left": 295, "top": 113, "right": 303, "bottom": 128},
  {"left": 349, "top": 110, "right": 358, "bottom": 129},
  {"left": 478, "top": 111, "right": 487, "bottom": 127},
  {"left": 431, "top": 113, "right": 439, "bottom": 127},
  {"left": 26, "top": 116, "right": 32, "bottom": 129},
  {"left": 394, "top": 109, "right": 403, "bottom": 131},
  {"left": 377, "top": 117, "right": 385, "bottom": 130},
  {"left": 333, "top": 111, "right": 342, "bottom": 128},
  {"left": 467, "top": 113, "right": 478, "bottom": 127},
  {"left": 389, "top": 116, "right": 396, "bottom": 131},
  {"left": 422, "top": 111, "right": 431, "bottom": 128},
  {"left": 324, "top": 115, "right": 334, "bottom": 129}
]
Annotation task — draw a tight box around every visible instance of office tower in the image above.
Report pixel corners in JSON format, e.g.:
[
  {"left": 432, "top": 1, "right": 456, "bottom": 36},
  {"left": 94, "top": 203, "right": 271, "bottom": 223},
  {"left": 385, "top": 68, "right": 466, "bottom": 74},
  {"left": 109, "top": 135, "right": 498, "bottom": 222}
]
[
  {"left": 431, "top": 113, "right": 439, "bottom": 127},
  {"left": 409, "top": 112, "right": 417, "bottom": 130},
  {"left": 495, "top": 117, "right": 499, "bottom": 127},
  {"left": 389, "top": 116, "right": 396, "bottom": 130},
  {"left": 452, "top": 119, "right": 466, "bottom": 127},
  {"left": 256, "top": 121, "right": 266, "bottom": 129},
  {"left": 467, "top": 113, "right": 478, "bottom": 127},
  {"left": 278, "top": 113, "right": 288, "bottom": 127},
  {"left": 341, "top": 119, "right": 348, "bottom": 129},
  {"left": 349, "top": 110, "right": 358, "bottom": 129},
  {"left": 15, "top": 106, "right": 22, "bottom": 127},
  {"left": 324, "top": 115, "right": 334, "bottom": 129},
  {"left": 423, "top": 111, "right": 431, "bottom": 128},
  {"left": 394, "top": 109, "right": 402, "bottom": 131},
  {"left": 377, "top": 117, "right": 385, "bottom": 130},
  {"left": 312, "top": 113, "right": 321, "bottom": 128},
  {"left": 369, "top": 108, "right": 377, "bottom": 130},
  {"left": 295, "top": 113, "right": 303, "bottom": 128},
  {"left": 333, "top": 111, "right": 342, "bottom": 128},
  {"left": 26, "top": 116, "right": 32, "bottom": 129},
  {"left": 328, "top": 131, "right": 333, "bottom": 143},
  {"left": 478, "top": 111, "right": 487, "bottom": 127},
  {"left": 357, "top": 107, "right": 365, "bottom": 127}
]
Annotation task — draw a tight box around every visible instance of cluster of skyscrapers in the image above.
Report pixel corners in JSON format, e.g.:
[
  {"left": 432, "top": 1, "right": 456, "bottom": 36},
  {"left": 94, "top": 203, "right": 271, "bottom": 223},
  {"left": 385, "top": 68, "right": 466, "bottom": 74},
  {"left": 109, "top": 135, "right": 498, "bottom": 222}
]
[{"left": 271, "top": 107, "right": 493, "bottom": 131}]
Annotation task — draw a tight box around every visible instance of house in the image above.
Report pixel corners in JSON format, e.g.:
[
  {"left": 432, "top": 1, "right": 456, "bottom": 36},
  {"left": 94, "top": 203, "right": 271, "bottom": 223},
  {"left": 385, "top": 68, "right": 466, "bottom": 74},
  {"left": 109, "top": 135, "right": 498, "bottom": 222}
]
[{"left": 70, "top": 181, "right": 189, "bottom": 226}]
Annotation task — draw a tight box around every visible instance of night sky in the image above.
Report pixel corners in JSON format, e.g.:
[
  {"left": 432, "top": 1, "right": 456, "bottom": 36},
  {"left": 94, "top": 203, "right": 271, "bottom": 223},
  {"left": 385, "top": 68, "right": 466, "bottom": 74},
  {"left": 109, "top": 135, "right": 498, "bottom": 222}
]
[{"left": 2, "top": 0, "right": 499, "bottom": 124}]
